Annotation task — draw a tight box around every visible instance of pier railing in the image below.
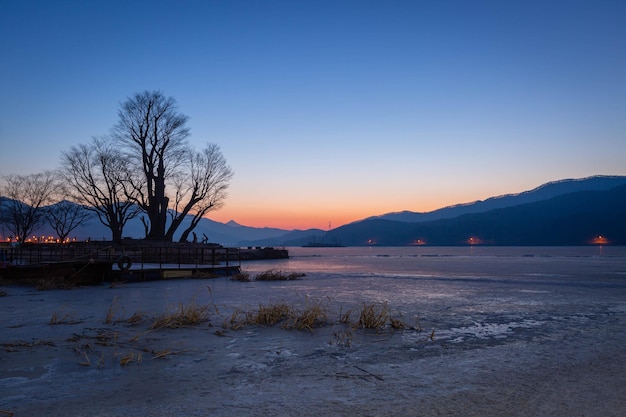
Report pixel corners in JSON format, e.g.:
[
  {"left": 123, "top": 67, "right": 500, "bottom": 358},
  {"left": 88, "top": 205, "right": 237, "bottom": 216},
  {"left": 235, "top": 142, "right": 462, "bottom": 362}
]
[{"left": 0, "top": 243, "right": 242, "bottom": 268}]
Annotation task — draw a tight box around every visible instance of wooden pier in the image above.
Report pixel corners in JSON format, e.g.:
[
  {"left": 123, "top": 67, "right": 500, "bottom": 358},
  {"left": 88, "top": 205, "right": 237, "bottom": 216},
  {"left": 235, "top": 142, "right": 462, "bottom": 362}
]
[{"left": 0, "top": 242, "right": 288, "bottom": 286}]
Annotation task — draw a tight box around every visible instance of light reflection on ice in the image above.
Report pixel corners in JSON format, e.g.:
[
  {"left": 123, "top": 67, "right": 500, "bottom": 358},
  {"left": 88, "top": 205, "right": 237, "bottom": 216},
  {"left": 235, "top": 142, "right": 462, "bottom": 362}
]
[{"left": 442, "top": 319, "right": 543, "bottom": 342}]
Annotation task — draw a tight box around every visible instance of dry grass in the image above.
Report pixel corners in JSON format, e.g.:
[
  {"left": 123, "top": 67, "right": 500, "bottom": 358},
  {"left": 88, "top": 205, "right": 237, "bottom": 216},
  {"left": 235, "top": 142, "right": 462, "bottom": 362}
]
[
  {"left": 223, "top": 302, "right": 294, "bottom": 329},
  {"left": 150, "top": 301, "right": 212, "bottom": 330},
  {"left": 283, "top": 298, "right": 328, "bottom": 331},
  {"left": 74, "top": 346, "right": 92, "bottom": 366},
  {"left": 224, "top": 309, "right": 249, "bottom": 330},
  {"left": 151, "top": 349, "right": 175, "bottom": 360},
  {"left": 119, "top": 351, "right": 142, "bottom": 366},
  {"left": 339, "top": 307, "right": 354, "bottom": 324},
  {"left": 330, "top": 329, "right": 353, "bottom": 347},
  {"left": 253, "top": 302, "right": 294, "bottom": 326},
  {"left": 2, "top": 340, "right": 55, "bottom": 352},
  {"left": 229, "top": 271, "right": 252, "bottom": 282},
  {"left": 357, "top": 302, "right": 390, "bottom": 331},
  {"left": 221, "top": 298, "right": 424, "bottom": 335},
  {"left": 104, "top": 296, "right": 119, "bottom": 324},
  {"left": 254, "top": 270, "right": 305, "bottom": 281},
  {"left": 49, "top": 309, "right": 81, "bottom": 325},
  {"left": 389, "top": 317, "right": 408, "bottom": 329},
  {"left": 224, "top": 299, "right": 327, "bottom": 331},
  {"left": 97, "top": 352, "right": 105, "bottom": 369},
  {"left": 123, "top": 311, "right": 147, "bottom": 325},
  {"left": 95, "top": 330, "right": 119, "bottom": 346}
]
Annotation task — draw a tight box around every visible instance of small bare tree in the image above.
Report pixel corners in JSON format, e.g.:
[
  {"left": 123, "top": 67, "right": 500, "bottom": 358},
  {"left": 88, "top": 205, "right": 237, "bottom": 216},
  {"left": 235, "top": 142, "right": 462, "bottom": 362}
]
[
  {"left": 61, "top": 137, "right": 141, "bottom": 242},
  {"left": 166, "top": 143, "right": 234, "bottom": 242},
  {"left": 43, "top": 188, "right": 91, "bottom": 242},
  {"left": 1, "top": 171, "right": 57, "bottom": 243}
]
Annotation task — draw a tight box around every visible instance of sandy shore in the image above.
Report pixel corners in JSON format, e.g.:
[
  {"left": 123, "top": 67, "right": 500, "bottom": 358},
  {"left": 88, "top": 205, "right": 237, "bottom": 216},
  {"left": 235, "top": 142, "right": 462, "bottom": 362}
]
[{"left": 2, "top": 273, "right": 626, "bottom": 416}]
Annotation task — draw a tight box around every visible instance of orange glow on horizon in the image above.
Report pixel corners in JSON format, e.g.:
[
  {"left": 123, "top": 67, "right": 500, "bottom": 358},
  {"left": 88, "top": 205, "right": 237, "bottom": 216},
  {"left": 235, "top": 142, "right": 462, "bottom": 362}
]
[
  {"left": 209, "top": 208, "right": 374, "bottom": 230},
  {"left": 208, "top": 186, "right": 538, "bottom": 231}
]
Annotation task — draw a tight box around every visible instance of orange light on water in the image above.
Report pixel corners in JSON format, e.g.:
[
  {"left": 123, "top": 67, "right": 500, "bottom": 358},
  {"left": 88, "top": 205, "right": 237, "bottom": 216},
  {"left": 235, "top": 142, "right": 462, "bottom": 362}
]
[{"left": 467, "top": 237, "right": 482, "bottom": 245}]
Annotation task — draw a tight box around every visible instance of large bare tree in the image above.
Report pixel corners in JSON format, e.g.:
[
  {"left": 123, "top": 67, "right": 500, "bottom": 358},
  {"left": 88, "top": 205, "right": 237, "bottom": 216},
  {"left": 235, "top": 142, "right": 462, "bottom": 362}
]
[
  {"left": 112, "top": 91, "right": 233, "bottom": 241},
  {"left": 112, "top": 90, "right": 190, "bottom": 240},
  {"left": 1, "top": 171, "right": 57, "bottom": 243},
  {"left": 61, "top": 137, "right": 141, "bottom": 242}
]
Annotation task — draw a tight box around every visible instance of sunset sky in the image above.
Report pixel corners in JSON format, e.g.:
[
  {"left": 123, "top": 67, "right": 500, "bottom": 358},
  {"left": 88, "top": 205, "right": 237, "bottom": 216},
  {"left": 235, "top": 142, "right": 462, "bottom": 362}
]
[{"left": 1, "top": 0, "right": 625, "bottom": 230}]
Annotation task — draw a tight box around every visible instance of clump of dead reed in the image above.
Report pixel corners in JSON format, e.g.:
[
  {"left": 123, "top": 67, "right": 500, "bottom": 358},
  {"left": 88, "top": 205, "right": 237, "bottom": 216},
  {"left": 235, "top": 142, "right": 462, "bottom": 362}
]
[
  {"left": 339, "top": 302, "right": 388, "bottom": 331},
  {"left": 230, "top": 271, "right": 252, "bottom": 282},
  {"left": 150, "top": 301, "right": 213, "bottom": 330},
  {"left": 356, "top": 301, "right": 390, "bottom": 331},
  {"left": 283, "top": 298, "right": 328, "bottom": 331},
  {"left": 224, "top": 302, "right": 294, "bottom": 329},
  {"left": 253, "top": 302, "right": 294, "bottom": 326},
  {"left": 254, "top": 270, "right": 305, "bottom": 281},
  {"left": 342, "top": 302, "right": 420, "bottom": 332}
]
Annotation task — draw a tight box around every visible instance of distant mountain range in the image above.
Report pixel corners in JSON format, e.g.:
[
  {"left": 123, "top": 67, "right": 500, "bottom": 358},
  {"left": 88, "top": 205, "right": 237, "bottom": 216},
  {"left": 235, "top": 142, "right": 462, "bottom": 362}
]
[
  {"left": 242, "top": 175, "right": 626, "bottom": 246},
  {"left": 367, "top": 175, "right": 626, "bottom": 223},
  {"left": 2, "top": 175, "right": 625, "bottom": 246}
]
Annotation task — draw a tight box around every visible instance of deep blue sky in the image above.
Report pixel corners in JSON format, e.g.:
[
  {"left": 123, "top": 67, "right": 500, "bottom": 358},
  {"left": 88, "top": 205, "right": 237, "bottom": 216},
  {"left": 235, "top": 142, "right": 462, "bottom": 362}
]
[{"left": 1, "top": 0, "right": 625, "bottom": 229}]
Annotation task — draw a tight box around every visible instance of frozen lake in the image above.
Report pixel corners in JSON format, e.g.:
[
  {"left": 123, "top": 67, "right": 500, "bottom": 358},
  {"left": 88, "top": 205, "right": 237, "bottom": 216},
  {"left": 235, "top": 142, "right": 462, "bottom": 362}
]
[{"left": 2, "top": 246, "right": 626, "bottom": 416}]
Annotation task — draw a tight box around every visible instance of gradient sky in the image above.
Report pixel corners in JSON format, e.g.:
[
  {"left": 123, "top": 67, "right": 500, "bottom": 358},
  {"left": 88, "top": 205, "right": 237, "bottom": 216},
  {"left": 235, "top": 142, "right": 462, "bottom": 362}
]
[{"left": 1, "top": 0, "right": 625, "bottom": 230}]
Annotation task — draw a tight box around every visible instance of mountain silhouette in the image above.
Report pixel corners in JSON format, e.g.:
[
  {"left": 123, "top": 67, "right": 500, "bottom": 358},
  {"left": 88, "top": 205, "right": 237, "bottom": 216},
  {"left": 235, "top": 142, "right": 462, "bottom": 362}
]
[
  {"left": 367, "top": 175, "right": 626, "bottom": 223},
  {"left": 324, "top": 183, "right": 626, "bottom": 246}
]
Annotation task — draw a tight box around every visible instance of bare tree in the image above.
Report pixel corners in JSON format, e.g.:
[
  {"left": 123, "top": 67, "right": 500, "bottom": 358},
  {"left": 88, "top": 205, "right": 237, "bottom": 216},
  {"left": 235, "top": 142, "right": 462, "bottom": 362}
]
[
  {"left": 61, "top": 137, "right": 141, "bottom": 242},
  {"left": 167, "top": 143, "right": 234, "bottom": 242},
  {"left": 43, "top": 185, "right": 91, "bottom": 242},
  {"left": 1, "top": 171, "right": 57, "bottom": 243},
  {"left": 112, "top": 90, "right": 190, "bottom": 240}
]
